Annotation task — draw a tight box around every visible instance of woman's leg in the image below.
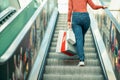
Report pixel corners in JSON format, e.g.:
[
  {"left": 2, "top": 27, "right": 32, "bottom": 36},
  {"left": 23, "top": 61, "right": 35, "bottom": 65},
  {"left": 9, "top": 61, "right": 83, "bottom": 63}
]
[
  {"left": 72, "top": 12, "right": 90, "bottom": 66},
  {"left": 72, "top": 24, "right": 84, "bottom": 61},
  {"left": 82, "top": 14, "right": 90, "bottom": 46}
]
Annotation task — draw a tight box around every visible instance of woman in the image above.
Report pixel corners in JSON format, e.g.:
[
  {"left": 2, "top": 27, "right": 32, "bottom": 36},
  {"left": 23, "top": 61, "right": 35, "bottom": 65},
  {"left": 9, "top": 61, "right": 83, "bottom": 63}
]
[{"left": 68, "top": 0, "right": 107, "bottom": 66}]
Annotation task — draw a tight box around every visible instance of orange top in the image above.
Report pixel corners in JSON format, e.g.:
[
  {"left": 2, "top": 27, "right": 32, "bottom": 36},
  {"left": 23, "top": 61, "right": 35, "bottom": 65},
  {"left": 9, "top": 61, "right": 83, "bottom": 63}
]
[{"left": 68, "top": 0, "right": 104, "bottom": 22}]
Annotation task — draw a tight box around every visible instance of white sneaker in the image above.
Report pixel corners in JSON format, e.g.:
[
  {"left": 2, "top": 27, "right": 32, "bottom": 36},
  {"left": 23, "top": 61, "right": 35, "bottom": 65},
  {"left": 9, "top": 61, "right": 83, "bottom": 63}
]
[{"left": 77, "top": 61, "right": 85, "bottom": 66}]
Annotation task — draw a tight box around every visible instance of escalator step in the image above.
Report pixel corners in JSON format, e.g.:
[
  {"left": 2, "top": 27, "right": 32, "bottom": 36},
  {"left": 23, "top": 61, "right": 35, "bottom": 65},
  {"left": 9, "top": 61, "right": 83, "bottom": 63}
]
[
  {"left": 52, "top": 37, "right": 93, "bottom": 42},
  {"left": 44, "top": 66, "right": 102, "bottom": 75},
  {"left": 48, "top": 52, "right": 97, "bottom": 59},
  {"left": 49, "top": 47, "right": 96, "bottom": 52},
  {"left": 51, "top": 41, "right": 94, "bottom": 47},
  {"left": 46, "top": 59, "right": 100, "bottom": 66},
  {"left": 53, "top": 33, "right": 92, "bottom": 38},
  {"left": 54, "top": 29, "right": 91, "bottom": 34},
  {"left": 43, "top": 74, "right": 104, "bottom": 80}
]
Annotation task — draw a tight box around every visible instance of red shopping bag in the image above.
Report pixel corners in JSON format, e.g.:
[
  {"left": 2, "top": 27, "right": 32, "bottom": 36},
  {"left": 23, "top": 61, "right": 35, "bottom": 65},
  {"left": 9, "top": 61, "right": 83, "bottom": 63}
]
[{"left": 56, "top": 30, "right": 76, "bottom": 56}]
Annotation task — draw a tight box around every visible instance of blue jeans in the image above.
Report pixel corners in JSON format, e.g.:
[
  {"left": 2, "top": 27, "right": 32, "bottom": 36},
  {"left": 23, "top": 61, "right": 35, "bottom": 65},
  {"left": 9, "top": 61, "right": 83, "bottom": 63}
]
[{"left": 72, "top": 12, "right": 90, "bottom": 61}]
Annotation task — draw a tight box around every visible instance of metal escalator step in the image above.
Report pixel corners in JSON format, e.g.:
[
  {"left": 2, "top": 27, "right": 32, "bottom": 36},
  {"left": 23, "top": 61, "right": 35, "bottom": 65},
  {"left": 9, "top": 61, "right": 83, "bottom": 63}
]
[
  {"left": 56, "top": 27, "right": 67, "bottom": 30},
  {"left": 52, "top": 37, "right": 93, "bottom": 42},
  {"left": 51, "top": 41, "right": 94, "bottom": 47},
  {"left": 56, "top": 25, "right": 67, "bottom": 27},
  {"left": 48, "top": 53, "right": 79, "bottom": 60},
  {"left": 59, "top": 14, "right": 67, "bottom": 16},
  {"left": 54, "top": 29, "right": 91, "bottom": 34},
  {"left": 53, "top": 33, "right": 92, "bottom": 39},
  {"left": 56, "top": 24, "right": 67, "bottom": 26},
  {"left": 58, "top": 17, "right": 67, "bottom": 19},
  {"left": 56, "top": 21, "right": 67, "bottom": 23},
  {"left": 54, "top": 30, "right": 59, "bottom": 33},
  {"left": 49, "top": 51, "right": 97, "bottom": 54},
  {"left": 49, "top": 47, "right": 96, "bottom": 52},
  {"left": 46, "top": 59, "right": 100, "bottom": 66},
  {"left": 58, "top": 19, "right": 67, "bottom": 21},
  {"left": 55, "top": 26, "right": 91, "bottom": 34},
  {"left": 55, "top": 27, "right": 92, "bottom": 32},
  {"left": 48, "top": 52, "right": 97, "bottom": 59},
  {"left": 50, "top": 42, "right": 56, "bottom": 47},
  {"left": 43, "top": 74, "right": 104, "bottom": 80},
  {"left": 56, "top": 23, "right": 67, "bottom": 26},
  {"left": 58, "top": 16, "right": 67, "bottom": 18},
  {"left": 44, "top": 66, "right": 102, "bottom": 75},
  {"left": 51, "top": 40, "right": 94, "bottom": 46}
]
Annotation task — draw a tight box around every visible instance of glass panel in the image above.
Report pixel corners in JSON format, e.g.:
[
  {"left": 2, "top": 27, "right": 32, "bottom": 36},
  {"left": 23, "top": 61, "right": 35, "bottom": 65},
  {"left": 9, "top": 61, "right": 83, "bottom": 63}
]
[
  {"left": 7, "top": 0, "right": 57, "bottom": 79},
  {"left": 18, "top": 0, "right": 31, "bottom": 8},
  {"left": 93, "top": 8, "right": 120, "bottom": 80}
]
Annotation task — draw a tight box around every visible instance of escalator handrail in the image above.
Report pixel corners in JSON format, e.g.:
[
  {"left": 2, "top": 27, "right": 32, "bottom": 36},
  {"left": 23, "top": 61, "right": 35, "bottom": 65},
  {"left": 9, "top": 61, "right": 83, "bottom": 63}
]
[
  {"left": 0, "top": 1, "right": 31, "bottom": 33},
  {"left": 0, "top": 0, "right": 33, "bottom": 64},
  {"left": 0, "top": 7, "right": 16, "bottom": 22},
  {"left": 90, "top": 13, "right": 117, "bottom": 80},
  {"left": 99, "top": 0, "right": 120, "bottom": 33}
]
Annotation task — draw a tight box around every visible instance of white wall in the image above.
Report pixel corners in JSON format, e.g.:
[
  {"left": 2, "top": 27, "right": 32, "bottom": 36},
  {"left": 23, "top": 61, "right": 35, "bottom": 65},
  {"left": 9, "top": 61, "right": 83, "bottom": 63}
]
[{"left": 58, "top": 0, "right": 68, "bottom": 13}]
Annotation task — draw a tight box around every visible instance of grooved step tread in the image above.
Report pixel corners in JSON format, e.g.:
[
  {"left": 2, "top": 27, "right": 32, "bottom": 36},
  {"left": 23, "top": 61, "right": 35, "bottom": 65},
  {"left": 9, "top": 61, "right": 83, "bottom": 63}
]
[
  {"left": 43, "top": 74, "right": 104, "bottom": 80},
  {"left": 46, "top": 59, "right": 100, "bottom": 66},
  {"left": 51, "top": 41, "right": 94, "bottom": 47},
  {"left": 50, "top": 47, "right": 96, "bottom": 52},
  {"left": 54, "top": 29, "right": 91, "bottom": 34},
  {"left": 53, "top": 33, "right": 92, "bottom": 38},
  {"left": 44, "top": 66, "right": 102, "bottom": 75},
  {"left": 48, "top": 52, "right": 97, "bottom": 59},
  {"left": 52, "top": 37, "right": 93, "bottom": 42}
]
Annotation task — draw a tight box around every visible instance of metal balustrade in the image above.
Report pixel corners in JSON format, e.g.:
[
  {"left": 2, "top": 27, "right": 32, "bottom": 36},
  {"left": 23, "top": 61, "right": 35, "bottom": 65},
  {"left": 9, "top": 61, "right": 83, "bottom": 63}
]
[
  {"left": 0, "top": 0, "right": 58, "bottom": 80},
  {"left": 90, "top": 0, "right": 120, "bottom": 79}
]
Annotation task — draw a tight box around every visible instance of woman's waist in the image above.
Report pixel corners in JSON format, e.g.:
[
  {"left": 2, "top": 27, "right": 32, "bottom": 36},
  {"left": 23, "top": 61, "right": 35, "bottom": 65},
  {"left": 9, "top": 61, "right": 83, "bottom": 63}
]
[
  {"left": 72, "top": 11, "right": 89, "bottom": 15},
  {"left": 72, "top": 8, "right": 88, "bottom": 12}
]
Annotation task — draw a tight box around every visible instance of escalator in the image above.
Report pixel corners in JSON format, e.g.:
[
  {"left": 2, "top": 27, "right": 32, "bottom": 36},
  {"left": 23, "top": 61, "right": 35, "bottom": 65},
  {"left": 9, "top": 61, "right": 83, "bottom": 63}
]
[
  {"left": 0, "top": 7, "right": 16, "bottom": 25},
  {"left": 42, "top": 14, "right": 105, "bottom": 80}
]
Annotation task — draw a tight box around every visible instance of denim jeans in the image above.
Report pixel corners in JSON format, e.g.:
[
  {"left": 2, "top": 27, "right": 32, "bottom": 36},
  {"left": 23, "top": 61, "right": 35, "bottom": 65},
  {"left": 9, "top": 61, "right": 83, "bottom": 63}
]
[{"left": 72, "top": 12, "right": 90, "bottom": 61}]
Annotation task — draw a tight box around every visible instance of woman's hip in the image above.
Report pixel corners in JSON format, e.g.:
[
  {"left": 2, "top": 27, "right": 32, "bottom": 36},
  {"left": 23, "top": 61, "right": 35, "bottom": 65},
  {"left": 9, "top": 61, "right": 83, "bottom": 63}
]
[{"left": 72, "top": 12, "right": 90, "bottom": 25}]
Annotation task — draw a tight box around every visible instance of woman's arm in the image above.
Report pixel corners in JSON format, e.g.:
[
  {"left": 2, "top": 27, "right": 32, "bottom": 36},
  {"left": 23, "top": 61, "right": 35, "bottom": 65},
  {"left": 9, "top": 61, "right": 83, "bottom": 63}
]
[
  {"left": 68, "top": 0, "right": 73, "bottom": 22},
  {"left": 88, "top": 0, "right": 107, "bottom": 9},
  {"left": 68, "top": 0, "right": 73, "bottom": 29}
]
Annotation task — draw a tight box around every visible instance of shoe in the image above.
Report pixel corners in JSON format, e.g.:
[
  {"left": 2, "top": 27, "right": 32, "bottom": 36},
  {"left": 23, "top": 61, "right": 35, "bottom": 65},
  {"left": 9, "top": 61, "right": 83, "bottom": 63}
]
[{"left": 77, "top": 61, "right": 85, "bottom": 66}]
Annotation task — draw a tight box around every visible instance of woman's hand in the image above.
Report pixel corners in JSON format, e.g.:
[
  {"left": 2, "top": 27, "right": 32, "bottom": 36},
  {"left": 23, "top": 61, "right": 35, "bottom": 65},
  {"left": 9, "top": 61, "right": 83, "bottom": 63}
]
[
  {"left": 68, "top": 22, "right": 72, "bottom": 29},
  {"left": 102, "top": 6, "right": 107, "bottom": 9}
]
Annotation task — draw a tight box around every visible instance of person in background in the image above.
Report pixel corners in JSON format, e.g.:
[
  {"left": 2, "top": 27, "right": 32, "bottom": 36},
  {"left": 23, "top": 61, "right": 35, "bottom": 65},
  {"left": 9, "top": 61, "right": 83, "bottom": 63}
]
[
  {"left": 14, "top": 55, "right": 24, "bottom": 80},
  {"left": 67, "top": 0, "right": 107, "bottom": 66},
  {"left": 13, "top": 48, "right": 24, "bottom": 80}
]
